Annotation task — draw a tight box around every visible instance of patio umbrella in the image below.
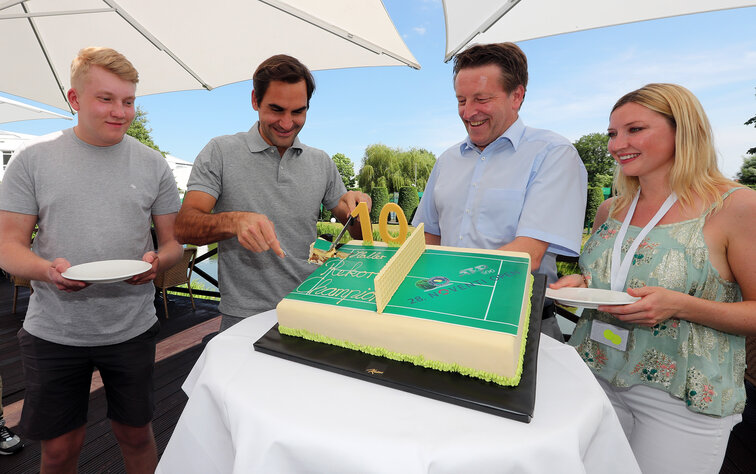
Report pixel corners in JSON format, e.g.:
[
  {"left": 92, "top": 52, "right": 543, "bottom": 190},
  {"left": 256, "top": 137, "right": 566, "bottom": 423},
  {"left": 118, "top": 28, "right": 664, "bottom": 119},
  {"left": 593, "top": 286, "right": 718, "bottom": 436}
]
[
  {"left": 1, "top": 0, "right": 420, "bottom": 113},
  {"left": 0, "top": 96, "right": 72, "bottom": 123},
  {"left": 443, "top": 0, "right": 756, "bottom": 60}
]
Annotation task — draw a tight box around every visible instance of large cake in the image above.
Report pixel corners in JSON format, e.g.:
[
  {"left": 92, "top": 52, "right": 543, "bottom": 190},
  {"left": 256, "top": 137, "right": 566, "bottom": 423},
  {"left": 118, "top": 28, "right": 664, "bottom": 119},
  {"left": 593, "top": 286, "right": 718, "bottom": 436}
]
[{"left": 276, "top": 228, "right": 533, "bottom": 386}]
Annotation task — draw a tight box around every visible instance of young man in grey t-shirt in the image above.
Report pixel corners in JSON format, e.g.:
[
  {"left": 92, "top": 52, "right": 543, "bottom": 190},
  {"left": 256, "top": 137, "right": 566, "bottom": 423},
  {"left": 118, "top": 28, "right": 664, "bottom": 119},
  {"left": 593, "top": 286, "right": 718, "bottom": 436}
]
[
  {"left": 0, "top": 47, "right": 182, "bottom": 472},
  {"left": 175, "top": 54, "right": 371, "bottom": 331}
]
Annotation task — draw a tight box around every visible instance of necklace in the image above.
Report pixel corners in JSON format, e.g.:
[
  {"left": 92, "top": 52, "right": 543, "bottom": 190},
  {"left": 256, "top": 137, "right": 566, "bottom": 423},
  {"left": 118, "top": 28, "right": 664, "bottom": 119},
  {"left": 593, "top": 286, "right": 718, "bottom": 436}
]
[{"left": 610, "top": 190, "right": 678, "bottom": 292}]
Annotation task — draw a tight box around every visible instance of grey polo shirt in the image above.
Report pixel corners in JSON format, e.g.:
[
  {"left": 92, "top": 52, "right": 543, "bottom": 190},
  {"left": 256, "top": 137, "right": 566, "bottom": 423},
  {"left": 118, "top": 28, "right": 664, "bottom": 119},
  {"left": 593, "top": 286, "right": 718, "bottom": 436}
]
[
  {"left": 0, "top": 129, "right": 180, "bottom": 346},
  {"left": 188, "top": 123, "right": 346, "bottom": 316}
]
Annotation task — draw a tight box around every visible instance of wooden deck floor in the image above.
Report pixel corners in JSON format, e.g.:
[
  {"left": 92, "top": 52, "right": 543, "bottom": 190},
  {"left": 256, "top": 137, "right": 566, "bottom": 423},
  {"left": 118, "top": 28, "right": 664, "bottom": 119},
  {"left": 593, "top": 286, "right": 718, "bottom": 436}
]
[{"left": 0, "top": 274, "right": 220, "bottom": 473}]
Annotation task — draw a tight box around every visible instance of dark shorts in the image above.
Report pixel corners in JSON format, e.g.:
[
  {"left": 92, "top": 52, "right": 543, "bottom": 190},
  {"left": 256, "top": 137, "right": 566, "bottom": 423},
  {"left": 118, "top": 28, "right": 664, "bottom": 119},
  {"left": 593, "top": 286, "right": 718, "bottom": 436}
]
[{"left": 18, "top": 322, "right": 160, "bottom": 441}]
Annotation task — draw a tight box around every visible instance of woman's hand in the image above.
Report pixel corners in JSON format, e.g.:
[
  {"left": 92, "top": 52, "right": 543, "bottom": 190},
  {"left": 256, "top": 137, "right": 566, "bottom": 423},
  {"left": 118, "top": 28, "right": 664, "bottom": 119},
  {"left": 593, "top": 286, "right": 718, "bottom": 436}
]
[{"left": 599, "top": 286, "right": 682, "bottom": 327}]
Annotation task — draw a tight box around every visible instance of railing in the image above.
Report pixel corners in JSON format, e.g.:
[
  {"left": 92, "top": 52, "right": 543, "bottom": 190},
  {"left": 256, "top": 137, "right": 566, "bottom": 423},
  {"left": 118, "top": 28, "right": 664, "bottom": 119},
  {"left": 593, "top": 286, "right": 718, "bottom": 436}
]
[{"left": 168, "top": 246, "right": 220, "bottom": 298}]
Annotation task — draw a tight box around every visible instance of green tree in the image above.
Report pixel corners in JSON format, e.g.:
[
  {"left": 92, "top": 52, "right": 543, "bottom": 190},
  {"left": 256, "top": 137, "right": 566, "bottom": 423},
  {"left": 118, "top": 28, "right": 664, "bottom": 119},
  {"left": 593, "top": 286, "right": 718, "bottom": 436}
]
[
  {"left": 573, "top": 133, "right": 614, "bottom": 188},
  {"left": 389, "top": 171, "right": 406, "bottom": 191},
  {"left": 357, "top": 164, "right": 375, "bottom": 193},
  {"left": 356, "top": 144, "right": 435, "bottom": 194},
  {"left": 127, "top": 106, "right": 164, "bottom": 154},
  {"left": 332, "top": 153, "right": 355, "bottom": 189},
  {"left": 736, "top": 155, "right": 756, "bottom": 186},
  {"left": 747, "top": 114, "right": 756, "bottom": 155},
  {"left": 397, "top": 147, "right": 435, "bottom": 188}
]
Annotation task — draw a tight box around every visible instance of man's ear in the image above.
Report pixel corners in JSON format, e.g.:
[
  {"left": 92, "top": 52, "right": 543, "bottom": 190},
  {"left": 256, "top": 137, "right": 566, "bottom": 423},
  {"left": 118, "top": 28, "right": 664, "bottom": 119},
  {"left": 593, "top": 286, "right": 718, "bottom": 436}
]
[
  {"left": 251, "top": 90, "right": 259, "bottom": 111},
  {"left": 67, "top": 88, "right": 81, "bottom": 112},
  {"left": 511, "top": 85, "right": 525, "bottom": 111}
]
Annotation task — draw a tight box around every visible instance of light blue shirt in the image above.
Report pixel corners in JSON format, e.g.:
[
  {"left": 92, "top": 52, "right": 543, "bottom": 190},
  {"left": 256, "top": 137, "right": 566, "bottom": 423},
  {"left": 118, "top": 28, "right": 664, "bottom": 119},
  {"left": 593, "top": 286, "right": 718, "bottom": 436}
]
[{"left": 413, "top": 118, "right": 587, "bottom": 284}]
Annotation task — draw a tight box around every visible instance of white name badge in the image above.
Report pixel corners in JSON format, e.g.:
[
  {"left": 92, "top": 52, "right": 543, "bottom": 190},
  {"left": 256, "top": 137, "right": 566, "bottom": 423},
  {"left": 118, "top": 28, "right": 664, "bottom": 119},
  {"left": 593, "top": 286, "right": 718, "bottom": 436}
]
[{"left": 590, "top": 320, "right": 629, "bottom": 351}]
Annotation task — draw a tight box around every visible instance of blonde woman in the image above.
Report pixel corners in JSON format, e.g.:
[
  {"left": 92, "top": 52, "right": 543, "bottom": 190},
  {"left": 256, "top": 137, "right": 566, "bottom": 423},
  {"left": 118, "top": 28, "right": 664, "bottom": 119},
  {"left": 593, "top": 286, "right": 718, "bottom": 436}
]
[{"left": 552, "top": 83, "right": 756, "bottom": 473}]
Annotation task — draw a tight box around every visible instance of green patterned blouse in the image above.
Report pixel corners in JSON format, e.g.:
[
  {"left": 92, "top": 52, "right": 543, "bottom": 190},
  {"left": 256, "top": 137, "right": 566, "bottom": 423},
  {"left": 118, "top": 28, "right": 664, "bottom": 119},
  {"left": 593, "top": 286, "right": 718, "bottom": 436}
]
[{"left": 569, "top": 188, "right": 746, "bottom": 416}]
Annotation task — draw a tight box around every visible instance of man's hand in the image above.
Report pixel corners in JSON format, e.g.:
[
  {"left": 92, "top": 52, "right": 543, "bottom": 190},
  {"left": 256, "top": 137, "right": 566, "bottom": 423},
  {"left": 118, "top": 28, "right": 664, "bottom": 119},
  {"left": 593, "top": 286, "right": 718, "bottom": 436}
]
[
  {"left": 127, "top": 251, "right": 160, "bottom": 285},
  {"left": 48, "top": 258, "right": 89, "bottom": 292},
  {"left": 549, "top": 273, "right": 587, "bottom": 289},
  {"left": 174, "top": 191, "right": 284, "bottom": 257},
  {"left": 235, "top": 212, "right": 285, "bottom": 258},
  {"left": 331, "top": 191, "right": 372, "bottom": 240},
  {"left": 340, "top": 191, "right": 372, "bottom": 216}
]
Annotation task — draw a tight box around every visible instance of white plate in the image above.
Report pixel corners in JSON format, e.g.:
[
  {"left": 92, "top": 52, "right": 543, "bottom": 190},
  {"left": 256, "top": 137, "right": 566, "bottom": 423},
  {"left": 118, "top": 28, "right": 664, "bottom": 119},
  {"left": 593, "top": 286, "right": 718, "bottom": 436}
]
[
  {"left": 545, "top": 287, "right": 640, "bottom": 309},
  {"left": 62, "top": 259, "right": 151, "bottom": 284}
]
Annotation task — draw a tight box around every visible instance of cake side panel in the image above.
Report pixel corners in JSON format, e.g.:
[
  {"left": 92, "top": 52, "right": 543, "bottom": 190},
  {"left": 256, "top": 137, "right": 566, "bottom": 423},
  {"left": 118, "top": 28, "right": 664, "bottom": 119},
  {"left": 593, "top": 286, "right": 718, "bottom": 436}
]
[{"left": 511, "top": 272, "right": 534, "bottom": 383}]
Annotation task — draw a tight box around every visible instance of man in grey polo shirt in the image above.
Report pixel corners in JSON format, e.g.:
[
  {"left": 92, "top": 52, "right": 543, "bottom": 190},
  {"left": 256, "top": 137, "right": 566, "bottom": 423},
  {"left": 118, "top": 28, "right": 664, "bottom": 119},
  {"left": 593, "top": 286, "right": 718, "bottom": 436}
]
[{"left": 175, "top": 54, "right": 370, "bottom": 331}]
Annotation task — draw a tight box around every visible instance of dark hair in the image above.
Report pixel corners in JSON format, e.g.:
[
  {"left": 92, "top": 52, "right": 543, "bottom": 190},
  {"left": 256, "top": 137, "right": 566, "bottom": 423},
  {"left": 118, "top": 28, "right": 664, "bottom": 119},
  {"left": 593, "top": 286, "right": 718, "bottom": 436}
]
[
  {"left": 253, "top": 54, "right": 316, "bottom": 107},
  {"left": 453, "top": 42, "right": 528, "bottom": 96}
]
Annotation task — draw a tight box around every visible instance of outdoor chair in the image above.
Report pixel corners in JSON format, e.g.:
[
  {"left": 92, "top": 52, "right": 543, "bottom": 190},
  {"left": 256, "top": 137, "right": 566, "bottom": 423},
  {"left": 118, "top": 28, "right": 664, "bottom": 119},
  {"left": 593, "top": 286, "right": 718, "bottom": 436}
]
[
  {"left": 553, "top": 254, "right": 581, "bottom": 342},
  {"left": 10, "top": 274, "right": 32, "bottom": 314},
  {"left": 154, "top": 247, "right": 196, "bottom": 318}
]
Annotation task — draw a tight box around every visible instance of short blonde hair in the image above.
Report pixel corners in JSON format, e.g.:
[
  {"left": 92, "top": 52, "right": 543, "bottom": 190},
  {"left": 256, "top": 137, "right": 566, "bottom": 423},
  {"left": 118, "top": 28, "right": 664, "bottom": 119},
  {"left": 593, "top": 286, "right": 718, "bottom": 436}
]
[
  {"left": 70, "top": 47, "right": 139, "bottom": 90},
  {"left": 610, "top": 83, "right": 737, "bottom": 216}
]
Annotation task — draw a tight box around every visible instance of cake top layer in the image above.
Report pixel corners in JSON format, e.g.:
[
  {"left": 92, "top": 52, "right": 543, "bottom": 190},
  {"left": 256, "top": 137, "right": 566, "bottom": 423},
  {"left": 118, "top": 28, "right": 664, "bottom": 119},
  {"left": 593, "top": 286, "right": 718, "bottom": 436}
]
[
  {"left": 285, "top": 242, "right": 531, "bottom": 336},
  {"left": 312, "top": 238, "right": 334, "bottom": 252}
]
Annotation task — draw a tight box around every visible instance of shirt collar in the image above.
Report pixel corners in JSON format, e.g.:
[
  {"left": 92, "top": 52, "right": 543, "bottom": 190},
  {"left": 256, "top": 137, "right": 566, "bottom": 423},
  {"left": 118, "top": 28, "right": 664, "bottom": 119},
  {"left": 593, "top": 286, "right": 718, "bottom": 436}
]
[
  {"left": 460, "top": 117, "right": 525, "bottom": 154},
  {"left": 245, "top": 121, "right": 304, "bottom": 156}
]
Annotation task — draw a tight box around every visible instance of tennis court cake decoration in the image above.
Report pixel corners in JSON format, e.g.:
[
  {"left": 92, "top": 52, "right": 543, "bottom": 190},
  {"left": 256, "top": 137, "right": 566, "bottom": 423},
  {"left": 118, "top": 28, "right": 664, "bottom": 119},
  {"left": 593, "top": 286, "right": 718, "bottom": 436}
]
[{"left": 276, "top": 203, "right": 534, "bottom": 386}]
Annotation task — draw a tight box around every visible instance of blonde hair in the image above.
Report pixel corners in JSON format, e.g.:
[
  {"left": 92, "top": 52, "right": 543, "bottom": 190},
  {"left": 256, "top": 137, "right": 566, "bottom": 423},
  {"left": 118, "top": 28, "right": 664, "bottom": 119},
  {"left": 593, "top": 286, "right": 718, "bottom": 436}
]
[
  {"left": 70, "top": 47, "right": 139, "bottom": 90},
  {"left": 610, "top": 83, "right": 737, "bottom": 216}
]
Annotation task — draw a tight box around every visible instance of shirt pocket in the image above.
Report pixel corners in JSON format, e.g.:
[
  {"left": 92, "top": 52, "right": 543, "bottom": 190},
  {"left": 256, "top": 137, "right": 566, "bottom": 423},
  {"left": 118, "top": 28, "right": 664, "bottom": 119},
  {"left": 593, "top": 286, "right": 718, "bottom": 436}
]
[{"left": 477, "top": 188, "right": 524, "bottom": 241}]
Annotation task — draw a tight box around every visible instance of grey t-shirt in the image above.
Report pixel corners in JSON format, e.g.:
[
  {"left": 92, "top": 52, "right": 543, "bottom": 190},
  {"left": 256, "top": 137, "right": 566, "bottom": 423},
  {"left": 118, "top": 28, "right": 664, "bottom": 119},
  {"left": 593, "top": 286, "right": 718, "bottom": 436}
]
[
  {"left": 188, "top": 124, "right": 346, "bottom": 317},
  {"left": 0, "top": 129, "right": 181, "bottom": 346}
]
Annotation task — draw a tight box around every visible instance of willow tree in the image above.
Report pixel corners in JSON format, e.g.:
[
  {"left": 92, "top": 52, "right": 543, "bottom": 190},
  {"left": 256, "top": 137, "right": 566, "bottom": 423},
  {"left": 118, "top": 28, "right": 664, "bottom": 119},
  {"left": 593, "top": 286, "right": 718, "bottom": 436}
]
[{"left": 356, "top": 144, "right": 435, "bottom": 194}]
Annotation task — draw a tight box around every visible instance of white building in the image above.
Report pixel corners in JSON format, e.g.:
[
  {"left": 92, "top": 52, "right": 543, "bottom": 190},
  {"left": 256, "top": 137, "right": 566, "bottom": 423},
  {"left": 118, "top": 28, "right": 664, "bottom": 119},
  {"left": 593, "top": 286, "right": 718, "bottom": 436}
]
[
  {"left": 165, "top": 154, "right": 193, "bottom": 198},
  {"left": 0, "top": 130, "right": 38, "bottom": 181},
  {"left": 0, "top": 130, "right": 193, "bottom": 194}
]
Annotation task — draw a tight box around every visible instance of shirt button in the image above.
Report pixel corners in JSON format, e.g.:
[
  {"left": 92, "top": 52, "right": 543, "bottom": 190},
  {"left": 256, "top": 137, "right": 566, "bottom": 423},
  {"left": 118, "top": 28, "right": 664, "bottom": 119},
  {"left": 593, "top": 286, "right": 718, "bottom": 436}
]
[
  {"left": 481, "top": 157, "right": 486, "bottom": 161},
  {"left": 459, "top": 236, "right": 463, "bottom": 240},
  {"left": 465, "top": 209, "right": 470, "bottom": 214}
]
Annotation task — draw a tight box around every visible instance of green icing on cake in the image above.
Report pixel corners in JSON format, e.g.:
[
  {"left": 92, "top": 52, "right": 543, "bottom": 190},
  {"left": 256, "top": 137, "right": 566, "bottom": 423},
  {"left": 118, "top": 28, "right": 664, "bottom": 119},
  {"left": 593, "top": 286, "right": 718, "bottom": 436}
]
[{"left": 312, "top": 238, "right": 333, "bottom": 251}]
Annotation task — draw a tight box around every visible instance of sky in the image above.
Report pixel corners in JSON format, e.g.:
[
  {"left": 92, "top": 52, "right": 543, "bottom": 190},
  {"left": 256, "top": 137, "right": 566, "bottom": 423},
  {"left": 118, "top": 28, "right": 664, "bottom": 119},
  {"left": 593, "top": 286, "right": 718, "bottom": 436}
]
[{"left": 2, "top": 1, "right": 756, "bottom": 179}]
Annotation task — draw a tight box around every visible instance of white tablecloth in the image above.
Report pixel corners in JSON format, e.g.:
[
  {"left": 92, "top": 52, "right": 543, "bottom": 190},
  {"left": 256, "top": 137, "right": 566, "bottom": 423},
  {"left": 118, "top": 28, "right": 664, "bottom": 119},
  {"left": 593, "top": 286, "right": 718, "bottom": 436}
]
[{"left": 157, "top": 310, "right": 640, "bottom": 473}]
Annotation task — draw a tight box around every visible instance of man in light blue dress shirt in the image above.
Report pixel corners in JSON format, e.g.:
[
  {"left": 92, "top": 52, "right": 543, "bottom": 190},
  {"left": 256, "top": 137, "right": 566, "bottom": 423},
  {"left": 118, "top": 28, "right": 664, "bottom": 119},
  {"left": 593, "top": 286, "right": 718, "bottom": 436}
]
[{"left": 413, "top": 43, "right": 587, "bottom": 342}]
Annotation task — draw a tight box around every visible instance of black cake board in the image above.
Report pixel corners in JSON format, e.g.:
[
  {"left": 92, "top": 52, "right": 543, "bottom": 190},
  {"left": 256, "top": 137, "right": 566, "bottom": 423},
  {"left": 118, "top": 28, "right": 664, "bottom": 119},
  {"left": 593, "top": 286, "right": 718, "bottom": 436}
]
[{"left": 254, "top": 274, "right": 546, "bottom": 423}]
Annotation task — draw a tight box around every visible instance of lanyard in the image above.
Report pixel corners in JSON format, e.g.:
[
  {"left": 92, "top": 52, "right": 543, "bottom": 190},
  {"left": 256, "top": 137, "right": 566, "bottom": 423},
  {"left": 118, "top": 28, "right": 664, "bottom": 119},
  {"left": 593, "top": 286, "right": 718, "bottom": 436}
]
[{"left": 610, "top": 190, "right": 678, "bottom": 291}]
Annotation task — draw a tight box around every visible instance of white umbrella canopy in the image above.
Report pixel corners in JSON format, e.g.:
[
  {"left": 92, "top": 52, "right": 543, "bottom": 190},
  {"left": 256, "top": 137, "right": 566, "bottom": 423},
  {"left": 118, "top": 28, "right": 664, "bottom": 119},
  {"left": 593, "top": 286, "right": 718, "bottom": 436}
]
[
  {"left": 0, "top": 96, "right": 72, "bottom": 123},
  {"left": 0, "top": 0, "right": 420, "bottom": 113},
  {"left": 443, "top": 0, "right": 756, "bottom": 61}
]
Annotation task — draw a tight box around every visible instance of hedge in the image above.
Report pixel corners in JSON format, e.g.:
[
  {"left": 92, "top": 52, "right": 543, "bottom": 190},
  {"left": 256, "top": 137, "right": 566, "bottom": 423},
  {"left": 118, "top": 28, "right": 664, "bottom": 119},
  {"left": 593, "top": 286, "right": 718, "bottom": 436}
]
[
  {"left": 397, "top": 186, "right": 419, "bottom": 223},
  {"left": 585, "top": 186, "right": 605, "bottom": 229},
  {"left": 369, "top": 186, "right": 389, "bottom": 223},
  {"left": 319, "top": 205, "right": 332, "bottom": 222}
]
